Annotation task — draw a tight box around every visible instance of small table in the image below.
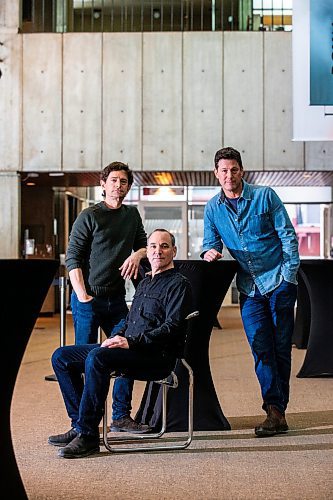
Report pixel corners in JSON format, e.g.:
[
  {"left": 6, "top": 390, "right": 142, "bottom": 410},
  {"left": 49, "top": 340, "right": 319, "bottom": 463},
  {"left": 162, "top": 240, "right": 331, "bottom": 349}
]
[
  {"left": 135, "top": 259, "right": 238, "bottom": 431},
  {"left": 292, "top": 270, "right": 311, "bottom": 349},
  {"left": 295, "top": 259, "right": 333, "bottom": 377},
  {"left": 0, "top": 259, "right": 59, "bottom": 499}
]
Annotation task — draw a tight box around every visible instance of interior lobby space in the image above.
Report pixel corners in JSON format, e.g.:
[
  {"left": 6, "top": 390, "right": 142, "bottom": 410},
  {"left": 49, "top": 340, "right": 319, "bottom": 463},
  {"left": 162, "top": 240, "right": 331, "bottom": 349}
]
[
  {"left": 2, "top": 1, "right": 333, "bottom": 498},
  {"left": 12, "top": 305, "right": 333, "bottom": 500}
]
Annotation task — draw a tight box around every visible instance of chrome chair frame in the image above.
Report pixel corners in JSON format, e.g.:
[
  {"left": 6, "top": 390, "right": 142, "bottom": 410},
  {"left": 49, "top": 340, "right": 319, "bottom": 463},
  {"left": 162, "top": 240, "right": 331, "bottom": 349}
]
[{"left": 102, "top": 311, "right": 198, "bottom": 453}]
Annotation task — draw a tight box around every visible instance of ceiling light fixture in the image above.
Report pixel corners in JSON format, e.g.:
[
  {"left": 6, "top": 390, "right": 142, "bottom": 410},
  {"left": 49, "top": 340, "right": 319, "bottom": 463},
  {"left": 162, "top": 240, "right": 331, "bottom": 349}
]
[
  {"left": 154, "top": 172, "right": 173, "bottom": 185},
  {"left": 22, "top": 172, "right": 39, "bottom": 182},
  {"left": 153, "top": 9, "right": 161, "bottom": 19},
  {"left": 93, "top": 9, "right": 101, "bottom": 19}
]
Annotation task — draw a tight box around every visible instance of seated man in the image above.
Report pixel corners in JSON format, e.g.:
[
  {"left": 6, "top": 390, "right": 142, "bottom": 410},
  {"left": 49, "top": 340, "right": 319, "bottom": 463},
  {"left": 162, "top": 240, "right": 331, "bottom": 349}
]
[{"left": 48, "top": 229, "right": 192, "bottom": 459}]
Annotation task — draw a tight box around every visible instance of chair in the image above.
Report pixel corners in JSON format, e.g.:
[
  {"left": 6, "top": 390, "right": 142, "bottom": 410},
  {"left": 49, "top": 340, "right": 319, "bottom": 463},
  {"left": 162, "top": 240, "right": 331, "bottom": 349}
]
[{"left": 102, "top": 311, "right": 199, "bottom": 453}]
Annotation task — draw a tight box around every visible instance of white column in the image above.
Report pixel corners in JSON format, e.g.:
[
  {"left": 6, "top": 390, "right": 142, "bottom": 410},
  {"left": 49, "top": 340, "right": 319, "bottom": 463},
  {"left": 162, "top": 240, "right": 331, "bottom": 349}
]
[
  {"left": 0, "top": 173, "right": 20, "bottom": 258},
  {"left": 0, "top": 1, "right": 21, "bottom": 258},
  {"left": 0, "top": 0, "right": 19, "bottom": 32}
]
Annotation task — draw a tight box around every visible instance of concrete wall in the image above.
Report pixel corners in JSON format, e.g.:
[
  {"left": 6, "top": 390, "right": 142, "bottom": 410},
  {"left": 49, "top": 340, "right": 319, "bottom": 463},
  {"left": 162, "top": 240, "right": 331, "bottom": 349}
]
[
  {"left": 1, "top": 0, "right": 333, "bottom": 256},
  {"left": 5, "top": 30, "right": 333, "bottom": 177}
]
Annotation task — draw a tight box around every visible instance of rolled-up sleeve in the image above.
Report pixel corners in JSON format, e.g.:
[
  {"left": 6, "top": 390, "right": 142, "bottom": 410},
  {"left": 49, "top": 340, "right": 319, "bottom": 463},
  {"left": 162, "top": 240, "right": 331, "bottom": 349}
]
[{"left": 201, "top": 201, "right": 224, "bottom": 258}]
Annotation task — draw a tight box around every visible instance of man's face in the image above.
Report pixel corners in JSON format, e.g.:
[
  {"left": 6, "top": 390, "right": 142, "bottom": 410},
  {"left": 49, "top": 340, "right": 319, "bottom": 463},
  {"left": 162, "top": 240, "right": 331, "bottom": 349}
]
[
  {"left": 100, "top": 170, "right": 131, "bottom": 201},
  {"left": 147, "top": 231, "right": 177, "bottom": 275},
  {"left": 214, "top": 159, "right": 243, "bottom": 196}
]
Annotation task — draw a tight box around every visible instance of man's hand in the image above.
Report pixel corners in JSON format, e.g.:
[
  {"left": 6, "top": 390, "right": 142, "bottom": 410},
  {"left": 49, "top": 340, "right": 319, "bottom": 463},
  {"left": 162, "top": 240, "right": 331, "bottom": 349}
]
[
  {"left": 69, "top": 268, "right": 94, "bottom": 302},
  {"left": 101, "top": 335, "right": 129, "bottom": 349},
  {"left": 203, "top": 249, "right": 223, "bottom": 262},
  {"left": 77, "top": 295, "right": 94, "bottom": 303},
  {"left": 119, "top": 248, "right": 146, "bottom": 280}
]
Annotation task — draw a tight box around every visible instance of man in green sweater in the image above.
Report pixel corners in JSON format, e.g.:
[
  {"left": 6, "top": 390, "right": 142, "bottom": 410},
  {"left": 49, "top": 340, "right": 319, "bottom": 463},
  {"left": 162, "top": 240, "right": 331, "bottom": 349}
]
[{"left": 65, "top": 161, "right": 149, "bottom": 433}]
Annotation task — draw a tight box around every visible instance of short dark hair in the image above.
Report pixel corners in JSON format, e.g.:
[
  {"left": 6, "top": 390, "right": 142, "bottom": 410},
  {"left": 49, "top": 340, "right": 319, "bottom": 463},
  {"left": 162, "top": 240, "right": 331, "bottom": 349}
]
[
  {"left": 148, "top": 229, "right": 176, "bottom": 247},
  {"left": 100, "top": 162, "right": 134, "bottom": 186},
  {"left": 214, "top": 147, "right": 243, "bottom": 170}
]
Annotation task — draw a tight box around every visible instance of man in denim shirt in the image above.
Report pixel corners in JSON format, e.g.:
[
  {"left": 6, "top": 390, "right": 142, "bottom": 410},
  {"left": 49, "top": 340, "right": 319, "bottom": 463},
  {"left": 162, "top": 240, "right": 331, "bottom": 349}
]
[
  {"left": 202, "top": 147, "right": 300, "bottom": 437},
  {"left": 48, "top": 229, "right": 192, "bottom": 458}
]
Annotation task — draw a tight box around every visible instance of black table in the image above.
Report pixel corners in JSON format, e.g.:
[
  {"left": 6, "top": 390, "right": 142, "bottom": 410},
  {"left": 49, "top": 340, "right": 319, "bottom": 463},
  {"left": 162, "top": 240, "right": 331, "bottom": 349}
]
[
  {"left": 292, "top": 269, "right": 311, "bottom": 349},
  {"left": 135, "top": 259, "right": 238, "bottom": 431},
  {"left": 0, "top": 259, "right": 59, "bottom": 499},
  {"left": 295, "top": 259, "right": 333, "bottom": 378}
]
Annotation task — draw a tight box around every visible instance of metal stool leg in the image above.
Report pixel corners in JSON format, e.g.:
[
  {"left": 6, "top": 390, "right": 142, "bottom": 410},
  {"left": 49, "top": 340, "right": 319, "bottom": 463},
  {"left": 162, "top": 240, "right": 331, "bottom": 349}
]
[
  {"left": 45, "top": 277, "right": 68, "bottom": 381},
  {"left": 102, "top": 358, "right": 194, "bottom": 453}
]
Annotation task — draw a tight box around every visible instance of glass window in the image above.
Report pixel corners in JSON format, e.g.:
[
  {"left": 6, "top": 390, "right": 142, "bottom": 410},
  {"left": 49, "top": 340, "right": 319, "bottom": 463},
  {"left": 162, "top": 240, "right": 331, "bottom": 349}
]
[{"left": 287, "top": 203, "right": 321, "bottom": 258}]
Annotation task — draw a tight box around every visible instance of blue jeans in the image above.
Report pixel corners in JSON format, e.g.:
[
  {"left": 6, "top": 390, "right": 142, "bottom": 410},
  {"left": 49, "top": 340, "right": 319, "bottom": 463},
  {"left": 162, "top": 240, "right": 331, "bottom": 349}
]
[
  {"left": 51, "top": 344, "right": 174, "bottom": 437},
  {"left": 70, "top": 291, "right": 132, "bottom": 420},
  {"left": 239, "top": 280, "right": 297, "bottom": 415}
]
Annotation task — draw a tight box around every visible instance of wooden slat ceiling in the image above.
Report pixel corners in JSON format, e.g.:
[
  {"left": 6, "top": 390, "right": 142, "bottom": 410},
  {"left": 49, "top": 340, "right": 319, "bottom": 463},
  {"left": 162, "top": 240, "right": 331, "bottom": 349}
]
[{"left": 20, "top": 170, "right": 333, "bottom": 188}]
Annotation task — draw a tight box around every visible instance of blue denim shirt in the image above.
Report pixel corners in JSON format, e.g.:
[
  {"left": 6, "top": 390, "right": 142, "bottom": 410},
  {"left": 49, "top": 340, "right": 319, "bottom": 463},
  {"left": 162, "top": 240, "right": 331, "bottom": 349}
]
[{"left": 202, "top": 180, "right": 300, "bottom": 296}]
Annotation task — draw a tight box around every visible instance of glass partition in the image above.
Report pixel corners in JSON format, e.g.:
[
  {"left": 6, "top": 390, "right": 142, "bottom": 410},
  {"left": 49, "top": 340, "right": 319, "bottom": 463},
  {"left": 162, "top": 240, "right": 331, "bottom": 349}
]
[{"left": 20, "top": 0, "right": 293, "bottom": 33}]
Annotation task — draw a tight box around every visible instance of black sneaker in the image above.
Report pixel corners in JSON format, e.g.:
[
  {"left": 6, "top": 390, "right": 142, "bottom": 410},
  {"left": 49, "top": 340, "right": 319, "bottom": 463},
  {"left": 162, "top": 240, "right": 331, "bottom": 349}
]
[
  {"left": 111, "top": 416, "right": 152, "bottom": 434},
  {"left": 48, "top": 428, "right": 78, "bottom": 447},
  {"left": 58, "top": 434, "right": 100, "bottom": 459}
]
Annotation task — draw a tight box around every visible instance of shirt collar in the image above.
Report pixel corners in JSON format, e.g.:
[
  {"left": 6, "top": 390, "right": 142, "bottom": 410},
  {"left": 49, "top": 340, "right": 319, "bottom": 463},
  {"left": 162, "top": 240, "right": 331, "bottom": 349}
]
[
  {"left": 144, "top": 267, "right": 176, "bottom": 279},
  {"left": 218, "top": 179, "right": 252, "bottom": 204}
]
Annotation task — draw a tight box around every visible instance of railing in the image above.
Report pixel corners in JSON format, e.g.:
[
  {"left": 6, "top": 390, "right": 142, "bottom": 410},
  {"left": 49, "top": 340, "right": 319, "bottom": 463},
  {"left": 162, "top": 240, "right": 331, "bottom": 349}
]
[{"left": 20, "top": 0, "right": 293, "bottom": 33}]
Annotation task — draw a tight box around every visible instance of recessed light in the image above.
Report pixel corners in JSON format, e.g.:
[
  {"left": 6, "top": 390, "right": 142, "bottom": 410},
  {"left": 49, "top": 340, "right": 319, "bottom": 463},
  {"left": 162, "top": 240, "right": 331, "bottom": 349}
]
[{"left": 49, "top": 172, "right": 65, "bottom": 177}]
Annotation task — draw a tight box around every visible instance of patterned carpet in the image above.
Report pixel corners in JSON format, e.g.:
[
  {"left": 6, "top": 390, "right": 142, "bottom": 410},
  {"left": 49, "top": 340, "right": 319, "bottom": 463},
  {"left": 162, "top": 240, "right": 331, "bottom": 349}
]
[{"left": 11, "top": 307, "right": 333, "bottom": 499}]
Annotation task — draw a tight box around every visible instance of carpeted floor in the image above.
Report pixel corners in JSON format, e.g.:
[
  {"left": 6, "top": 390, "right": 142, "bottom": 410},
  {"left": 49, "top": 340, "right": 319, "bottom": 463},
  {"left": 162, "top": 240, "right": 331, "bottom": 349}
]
[{"left": 11, "top": 306, "right": 333, "bottom": 499}]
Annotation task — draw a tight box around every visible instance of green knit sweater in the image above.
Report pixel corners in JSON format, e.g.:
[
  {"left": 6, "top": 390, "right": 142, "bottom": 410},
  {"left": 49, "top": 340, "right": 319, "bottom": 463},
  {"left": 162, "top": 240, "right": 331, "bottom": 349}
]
[{"left": 65, "top": 202, "right": 147, "bottom": 297}]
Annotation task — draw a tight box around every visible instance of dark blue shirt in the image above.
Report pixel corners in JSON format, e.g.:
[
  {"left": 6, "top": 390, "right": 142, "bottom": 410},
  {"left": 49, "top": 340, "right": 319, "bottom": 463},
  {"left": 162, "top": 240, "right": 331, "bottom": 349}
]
[{"left": 114, "top": 268, "right": 192, "bottom": 357}]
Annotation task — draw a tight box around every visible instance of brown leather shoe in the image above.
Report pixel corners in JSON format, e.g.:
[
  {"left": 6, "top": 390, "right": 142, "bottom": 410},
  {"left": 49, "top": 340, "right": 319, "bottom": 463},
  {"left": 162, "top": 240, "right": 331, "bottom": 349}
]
[
  {"left": 255, "top": 405, "right": 289, "bottom": 437},
  {"left": 110, "top": 415, "right": 152, "bottom": 434}
]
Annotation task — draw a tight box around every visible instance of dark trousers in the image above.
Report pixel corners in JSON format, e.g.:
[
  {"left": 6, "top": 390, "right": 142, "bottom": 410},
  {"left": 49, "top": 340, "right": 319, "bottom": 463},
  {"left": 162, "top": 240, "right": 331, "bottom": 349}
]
[
  {"left": 71, "top": 291, "right": 132, "bottom": 420},
  {"left": 52, "top": 344, "right": 174, "bottom": 436},
  {"left": 240, "top": 280, "right": 297, "bottom": 414}
]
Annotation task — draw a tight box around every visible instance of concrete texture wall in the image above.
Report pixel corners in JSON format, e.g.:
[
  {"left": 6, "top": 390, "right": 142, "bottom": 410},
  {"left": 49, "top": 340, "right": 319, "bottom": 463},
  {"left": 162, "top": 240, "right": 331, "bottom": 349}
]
[
  {"left": 1, "top": 0, "right": 333, "bottom": 257},
  {"left": 4, "top": 30, "right": 330, "bottom": 176}
]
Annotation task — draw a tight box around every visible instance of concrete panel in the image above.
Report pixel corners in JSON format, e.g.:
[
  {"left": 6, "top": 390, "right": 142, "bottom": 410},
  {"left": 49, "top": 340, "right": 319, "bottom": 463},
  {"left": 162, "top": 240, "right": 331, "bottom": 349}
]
[
  {"left": 23, "top": 34, "right": 62, "bottom": 171},
  {"left": 142, "top": 33, "right": 182, "bottom": 171},
  {"left": 0, "top": 34, "right": 21, "bottom": 171},
  {"left": 264, "top": 33, "right": 304, "bottom": 171},
  {"left": 0, "top": 0, "right": 19, "bottom": 32},
  {"left": 224, "top": 32, "right": 263, "bottom": 170},
  {"left": 183, "top": 32, "right": 223, "bottom": 171},
  {"left": 63, "top": 33, "right": 102, "bottom": 170},
  {"left": 305, "top": 142, "right": 333, "bottom": 170},
  {"left": 102, "top": 33, "right": 142, "bottom": 170},
  {"left": 0, "top": 173, "right": 20, "bottom": 258}
]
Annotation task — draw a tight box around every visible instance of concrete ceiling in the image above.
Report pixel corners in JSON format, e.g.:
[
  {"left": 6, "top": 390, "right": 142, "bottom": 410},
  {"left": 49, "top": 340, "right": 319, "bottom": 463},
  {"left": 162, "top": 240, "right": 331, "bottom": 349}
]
[{"left": 20, "top": 170, "right": 333, "bottom": 188}]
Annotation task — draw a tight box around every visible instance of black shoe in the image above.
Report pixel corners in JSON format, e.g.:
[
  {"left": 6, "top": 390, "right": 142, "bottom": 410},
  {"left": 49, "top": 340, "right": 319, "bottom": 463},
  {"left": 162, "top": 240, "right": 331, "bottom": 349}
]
[
  {"left": 58, "top": 434, "right": 100, "bottom": 459},
  {"left": 111, "top": 416, "right": 152, "bottom": 434},
  {"left": 255, "top": 405, "right": 289, "bottom": 437},
  {"left": 48, "top": 428, "right": 78, "bottom": 447}
]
